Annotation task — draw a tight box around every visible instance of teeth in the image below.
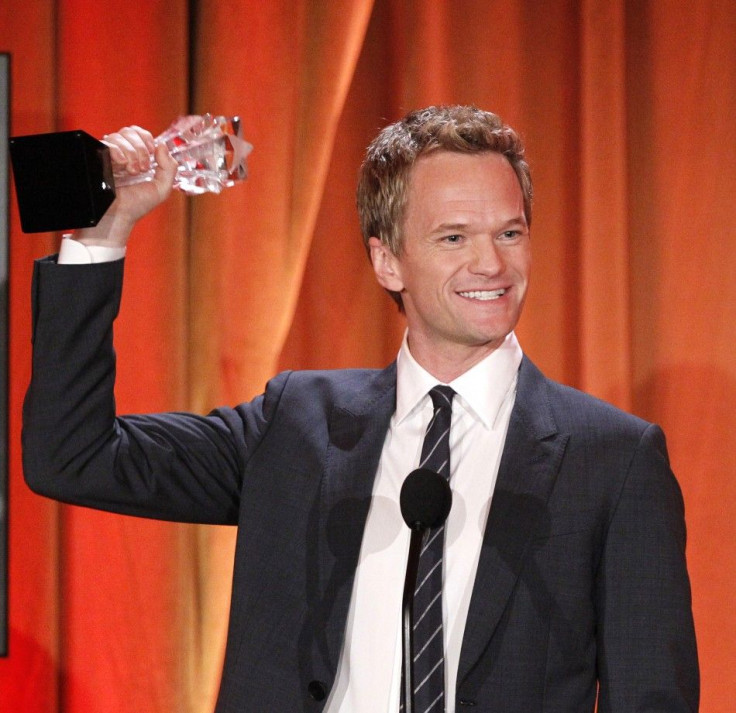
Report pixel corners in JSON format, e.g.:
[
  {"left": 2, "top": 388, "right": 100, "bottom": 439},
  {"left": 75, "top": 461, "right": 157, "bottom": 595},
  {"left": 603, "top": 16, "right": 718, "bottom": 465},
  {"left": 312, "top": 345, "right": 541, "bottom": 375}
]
[{"left": 458, "top": 289, "right": 506, "bottom": 300}]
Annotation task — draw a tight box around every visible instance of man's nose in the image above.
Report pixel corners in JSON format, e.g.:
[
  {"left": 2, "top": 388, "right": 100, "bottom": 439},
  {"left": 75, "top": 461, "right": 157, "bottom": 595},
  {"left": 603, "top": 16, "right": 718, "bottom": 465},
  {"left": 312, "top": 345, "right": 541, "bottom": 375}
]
[{"left": 469, "top": 239, "right": 503, "bottom": 274}]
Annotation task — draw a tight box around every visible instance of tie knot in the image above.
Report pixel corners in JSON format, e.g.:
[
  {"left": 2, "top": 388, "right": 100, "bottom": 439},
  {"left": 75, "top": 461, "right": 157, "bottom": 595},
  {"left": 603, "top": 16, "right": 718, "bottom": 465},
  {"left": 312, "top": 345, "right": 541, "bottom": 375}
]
[{"left": 429, "top": 384, "right": 455, "bottom": 411}]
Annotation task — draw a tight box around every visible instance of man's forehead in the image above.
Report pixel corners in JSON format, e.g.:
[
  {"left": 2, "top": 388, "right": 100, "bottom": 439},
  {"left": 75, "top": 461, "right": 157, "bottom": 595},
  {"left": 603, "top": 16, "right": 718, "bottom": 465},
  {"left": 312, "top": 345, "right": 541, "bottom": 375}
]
[
  {"left": 408, "top": 151, "right": 516, "bottom": 189},
  {"left": 407, "top": 153, "right": 523, "bottom": 204}
]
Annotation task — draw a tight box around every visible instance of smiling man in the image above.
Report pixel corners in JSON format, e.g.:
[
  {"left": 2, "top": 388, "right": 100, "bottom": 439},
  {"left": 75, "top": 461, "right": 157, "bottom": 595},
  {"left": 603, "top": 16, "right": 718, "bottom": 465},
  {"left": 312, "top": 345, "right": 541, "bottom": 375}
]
[
  {"left": 23, "top": 106, "right": 699, "bottom": 712},
  {"left": 369, "top": 149, "right": 531, "bottom": 382}
]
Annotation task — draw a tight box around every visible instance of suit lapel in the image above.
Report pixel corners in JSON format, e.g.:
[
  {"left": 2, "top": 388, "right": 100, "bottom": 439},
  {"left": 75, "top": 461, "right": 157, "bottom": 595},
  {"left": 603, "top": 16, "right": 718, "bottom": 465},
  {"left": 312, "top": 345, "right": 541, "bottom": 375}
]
[
  {"left": 316, "top": 363, "right": 397, "bottom": 670},
  {"left": 457, "top": 357, "right": 569, "bottom": 684}
]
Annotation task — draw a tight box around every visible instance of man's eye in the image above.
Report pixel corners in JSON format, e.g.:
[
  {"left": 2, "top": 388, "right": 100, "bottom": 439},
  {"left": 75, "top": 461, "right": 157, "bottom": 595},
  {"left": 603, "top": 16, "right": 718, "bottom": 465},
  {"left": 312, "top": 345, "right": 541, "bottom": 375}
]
[
  {"left": 501, "top": 230, "right": 520, "bottom": 240},
  {"left": 444, "top": 234, "right": 462, "bottom": 243}
]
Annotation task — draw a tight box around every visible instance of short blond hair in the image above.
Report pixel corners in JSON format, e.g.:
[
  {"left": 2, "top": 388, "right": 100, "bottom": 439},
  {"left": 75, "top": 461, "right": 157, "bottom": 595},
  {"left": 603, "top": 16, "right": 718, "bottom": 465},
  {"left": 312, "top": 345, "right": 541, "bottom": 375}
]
[{"left": 357, "top": 106, "right": 532, "bottom": 307}]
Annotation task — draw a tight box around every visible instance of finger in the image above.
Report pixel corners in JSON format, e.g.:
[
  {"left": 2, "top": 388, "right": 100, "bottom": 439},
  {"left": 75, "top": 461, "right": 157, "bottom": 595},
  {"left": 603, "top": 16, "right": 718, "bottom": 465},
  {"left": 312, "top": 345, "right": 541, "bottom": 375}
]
[
  {"left": 126, "top": 125, "right": 156, "bottom": 154},
  {"left": 101, "top": 126, "right": 154, "bottom": 173},
  {"left": 152, "top": 142, "right": 178, "bottom": 197},
  {"left": 118, "top": 126, "right": 154, "bottom": 171},
  {"left": 100, "top": 132, "right": 132, "bottom": 168}
]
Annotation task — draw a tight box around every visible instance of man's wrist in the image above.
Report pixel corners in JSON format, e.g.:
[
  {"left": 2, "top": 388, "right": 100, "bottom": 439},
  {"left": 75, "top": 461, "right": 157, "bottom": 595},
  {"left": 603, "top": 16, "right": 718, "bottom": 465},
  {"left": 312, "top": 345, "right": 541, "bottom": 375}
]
[{"left": 69, "top": 202, "right": 136, "bottom": 249}]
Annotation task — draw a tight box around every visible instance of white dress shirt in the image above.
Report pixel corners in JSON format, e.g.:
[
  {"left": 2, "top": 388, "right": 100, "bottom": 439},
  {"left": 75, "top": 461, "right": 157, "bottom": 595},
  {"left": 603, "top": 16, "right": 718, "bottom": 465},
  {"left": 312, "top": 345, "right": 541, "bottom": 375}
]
[
  {"left": 58, "top": 235, "right": 126, "bottom": 264},
  {"left": 326, "top": 332, "right": 521, "bottom": 712},
  {"left": 58, "top": 237, "right": 522, "bottom": 711}
]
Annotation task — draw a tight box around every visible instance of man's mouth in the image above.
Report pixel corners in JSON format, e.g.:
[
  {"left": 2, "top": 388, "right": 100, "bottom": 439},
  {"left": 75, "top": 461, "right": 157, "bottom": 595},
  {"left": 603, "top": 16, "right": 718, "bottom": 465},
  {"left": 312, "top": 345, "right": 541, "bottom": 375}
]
[{"left": 457, "top": 289, "right": 507, "bottom": 301}]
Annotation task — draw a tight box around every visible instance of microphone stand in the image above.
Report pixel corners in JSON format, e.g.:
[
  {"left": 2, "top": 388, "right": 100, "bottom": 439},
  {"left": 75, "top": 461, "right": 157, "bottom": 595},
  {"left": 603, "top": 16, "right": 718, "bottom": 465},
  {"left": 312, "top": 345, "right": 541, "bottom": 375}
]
[
  {"left": 399, "top": 468, "right": 452, "bottom": 713},
  {"left": 401, "top": 524, "right": 425, "bottom": 713}
]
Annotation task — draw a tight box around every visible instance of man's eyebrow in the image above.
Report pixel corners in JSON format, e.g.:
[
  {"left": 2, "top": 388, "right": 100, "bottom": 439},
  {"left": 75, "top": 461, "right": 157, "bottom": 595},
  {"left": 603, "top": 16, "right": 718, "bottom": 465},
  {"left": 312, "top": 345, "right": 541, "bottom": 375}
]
[
  {"left": 429, "top": 216, "right": 528, "bottom": 234},
  {"left": 498, "top": 216, "right": 529, "bottom": 229},
  {"left": 430, "top": 222, "right": 472, "bottom": 233}
]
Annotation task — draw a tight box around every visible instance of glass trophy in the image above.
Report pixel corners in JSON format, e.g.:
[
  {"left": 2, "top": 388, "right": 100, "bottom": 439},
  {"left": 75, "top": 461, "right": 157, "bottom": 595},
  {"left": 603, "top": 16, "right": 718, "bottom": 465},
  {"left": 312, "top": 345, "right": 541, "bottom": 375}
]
[
  {"left": 113, "top": 114, "right": 252, "bottom": 195},
  {"left": 9, "top": 113, "right": 252, "bottom": 233}
]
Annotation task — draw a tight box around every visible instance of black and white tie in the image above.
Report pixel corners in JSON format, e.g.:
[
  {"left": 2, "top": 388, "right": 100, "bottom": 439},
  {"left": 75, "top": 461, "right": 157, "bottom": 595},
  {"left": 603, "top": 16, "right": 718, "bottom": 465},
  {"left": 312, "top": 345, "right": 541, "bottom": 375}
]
[{"left": 407, "top": 384, "right": 455, "bottom": 713}]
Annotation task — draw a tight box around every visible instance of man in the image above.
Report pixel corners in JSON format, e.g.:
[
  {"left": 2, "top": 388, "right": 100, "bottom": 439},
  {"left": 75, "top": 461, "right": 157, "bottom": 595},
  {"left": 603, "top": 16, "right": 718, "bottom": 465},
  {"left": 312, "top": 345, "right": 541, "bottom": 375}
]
[{"left": 23, "top": 106, "right": 699, "bottom": 711}]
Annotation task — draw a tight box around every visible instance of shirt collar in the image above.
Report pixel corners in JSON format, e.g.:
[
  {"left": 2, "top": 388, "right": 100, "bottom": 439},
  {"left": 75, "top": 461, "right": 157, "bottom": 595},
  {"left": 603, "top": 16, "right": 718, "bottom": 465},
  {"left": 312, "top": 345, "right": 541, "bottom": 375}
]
[{"left": 395, "top": 331, "right": 523, "bottom": 429}]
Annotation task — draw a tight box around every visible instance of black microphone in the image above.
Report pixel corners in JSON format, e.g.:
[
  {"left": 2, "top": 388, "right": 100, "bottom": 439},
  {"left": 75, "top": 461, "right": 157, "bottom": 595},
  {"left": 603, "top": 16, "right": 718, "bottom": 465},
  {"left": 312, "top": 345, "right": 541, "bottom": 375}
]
[
  {"left": 399, "top": 469, "right": 452, "bottom": 713},
  {"left": 400, "top": 468, "right": 452, "bottom": 530}
]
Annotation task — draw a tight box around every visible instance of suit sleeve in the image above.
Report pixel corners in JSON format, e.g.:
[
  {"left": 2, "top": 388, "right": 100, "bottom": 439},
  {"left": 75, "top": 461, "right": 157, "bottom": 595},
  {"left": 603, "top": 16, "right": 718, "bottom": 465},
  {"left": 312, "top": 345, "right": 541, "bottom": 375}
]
[
  {"left": 22, "top": 257, "right": 285, "bottom": 524},
  {"left": 595, "top": 423, "right": 699, "bottom": 711}
]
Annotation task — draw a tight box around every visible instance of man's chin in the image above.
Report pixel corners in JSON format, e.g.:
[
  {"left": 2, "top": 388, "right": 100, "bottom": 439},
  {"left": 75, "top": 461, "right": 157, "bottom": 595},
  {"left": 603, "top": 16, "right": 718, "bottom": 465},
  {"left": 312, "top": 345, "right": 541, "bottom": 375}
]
[{"left": 459, "top": 319, "right": 517, "bottom": 348}]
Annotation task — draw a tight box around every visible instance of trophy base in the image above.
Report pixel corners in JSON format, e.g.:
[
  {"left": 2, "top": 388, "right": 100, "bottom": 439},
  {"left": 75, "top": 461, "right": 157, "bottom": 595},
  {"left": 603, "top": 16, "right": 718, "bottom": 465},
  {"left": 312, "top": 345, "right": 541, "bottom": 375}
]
[{"left": 9, "top": 130, "right": 116, "bottom": 233}]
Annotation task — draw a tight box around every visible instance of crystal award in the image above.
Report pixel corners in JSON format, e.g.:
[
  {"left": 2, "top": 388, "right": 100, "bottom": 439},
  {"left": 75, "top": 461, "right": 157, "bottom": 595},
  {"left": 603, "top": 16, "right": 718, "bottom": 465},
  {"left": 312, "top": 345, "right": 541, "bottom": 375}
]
[{"left": 9, "top": 113, "right": 252, "bottom": 233}]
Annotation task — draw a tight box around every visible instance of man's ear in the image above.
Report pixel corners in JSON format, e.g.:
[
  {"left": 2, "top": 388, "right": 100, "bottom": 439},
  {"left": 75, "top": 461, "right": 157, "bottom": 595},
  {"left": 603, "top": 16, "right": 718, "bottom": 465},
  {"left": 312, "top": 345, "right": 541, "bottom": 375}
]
[{"left": 368, "top": 237, "right": 404, "bottom": 292}]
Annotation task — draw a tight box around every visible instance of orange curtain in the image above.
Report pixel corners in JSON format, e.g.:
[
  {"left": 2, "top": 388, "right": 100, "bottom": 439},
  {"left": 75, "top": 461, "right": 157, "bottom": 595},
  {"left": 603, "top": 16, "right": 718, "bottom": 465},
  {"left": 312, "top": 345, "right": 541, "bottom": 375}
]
[{"left": 1, "top": 1, "right": 735, "bottom": 711}]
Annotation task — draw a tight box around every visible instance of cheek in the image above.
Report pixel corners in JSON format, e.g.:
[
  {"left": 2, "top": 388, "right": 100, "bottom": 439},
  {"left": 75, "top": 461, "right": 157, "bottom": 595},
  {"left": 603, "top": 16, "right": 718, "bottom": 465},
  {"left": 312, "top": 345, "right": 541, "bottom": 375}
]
[
  {"left": 396, "top": 252, "right": 465, "bottom": 299},
  {"left": 515, "top": 246, "right": 532, "bottom": 275}
]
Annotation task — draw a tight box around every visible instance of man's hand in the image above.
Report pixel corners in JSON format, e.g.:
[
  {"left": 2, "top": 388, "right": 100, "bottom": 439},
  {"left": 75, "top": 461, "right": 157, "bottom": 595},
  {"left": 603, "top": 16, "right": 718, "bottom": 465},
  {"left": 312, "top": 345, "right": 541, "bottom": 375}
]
[{"left": 73, "top": 125, "right": 178, "bottom": 248}]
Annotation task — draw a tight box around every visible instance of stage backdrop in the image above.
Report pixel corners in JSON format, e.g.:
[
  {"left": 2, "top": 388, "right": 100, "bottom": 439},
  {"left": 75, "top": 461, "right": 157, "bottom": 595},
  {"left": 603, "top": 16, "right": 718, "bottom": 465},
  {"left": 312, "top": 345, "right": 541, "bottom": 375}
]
[{"left": 1, "top": 0, "right": 734, "bottom": 711}]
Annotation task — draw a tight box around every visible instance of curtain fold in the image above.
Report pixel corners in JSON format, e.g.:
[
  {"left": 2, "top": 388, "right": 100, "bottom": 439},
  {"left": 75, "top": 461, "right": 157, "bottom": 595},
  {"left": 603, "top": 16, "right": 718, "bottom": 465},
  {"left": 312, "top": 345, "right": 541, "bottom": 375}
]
[
  {"left": 55, "top": 2, "right": 191, "bottom": 712},
  {"left": 188, "top": 0, "right": 375, "bottom": 410},
  {"left": 1, "top": 1, "right": 734, "bottom": 711},
  {"left": 184, "top": 3, "right": 375, "bottom": 710},
  {"left": 625, "top": 2, "right": 736, "bottom": 703},
  {"left": 578, "top": 0, "right": 632, "bottom": 409}
]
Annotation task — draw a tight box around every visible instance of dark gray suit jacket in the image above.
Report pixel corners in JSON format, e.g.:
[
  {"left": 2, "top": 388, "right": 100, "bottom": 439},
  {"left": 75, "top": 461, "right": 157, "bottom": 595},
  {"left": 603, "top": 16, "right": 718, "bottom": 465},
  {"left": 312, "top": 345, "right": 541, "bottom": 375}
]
[{"left": 23, "top": 258, "right": 699, "bottom": 712}]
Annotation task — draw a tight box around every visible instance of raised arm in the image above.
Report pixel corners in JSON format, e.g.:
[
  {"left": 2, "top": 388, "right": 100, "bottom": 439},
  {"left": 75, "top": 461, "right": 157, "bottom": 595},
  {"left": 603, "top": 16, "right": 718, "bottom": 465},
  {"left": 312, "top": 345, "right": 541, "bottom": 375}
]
[{"left": 21, "top": 125, "right": 251, "bottom": 524}]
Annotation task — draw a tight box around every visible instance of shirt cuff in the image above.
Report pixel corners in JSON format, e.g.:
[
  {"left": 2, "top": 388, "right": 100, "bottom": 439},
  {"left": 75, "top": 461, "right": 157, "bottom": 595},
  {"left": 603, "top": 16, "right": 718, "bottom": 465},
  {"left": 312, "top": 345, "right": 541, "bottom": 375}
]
[{"left": 58, "top": 234, "right": 127, "bottom": 264}]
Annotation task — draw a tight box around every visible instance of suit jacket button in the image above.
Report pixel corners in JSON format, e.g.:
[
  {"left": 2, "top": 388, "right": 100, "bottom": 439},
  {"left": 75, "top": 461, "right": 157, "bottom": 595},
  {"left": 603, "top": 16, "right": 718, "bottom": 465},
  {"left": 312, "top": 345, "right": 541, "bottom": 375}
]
[{"left": 308, "top": 680, "right": 328, "bottom": 701}]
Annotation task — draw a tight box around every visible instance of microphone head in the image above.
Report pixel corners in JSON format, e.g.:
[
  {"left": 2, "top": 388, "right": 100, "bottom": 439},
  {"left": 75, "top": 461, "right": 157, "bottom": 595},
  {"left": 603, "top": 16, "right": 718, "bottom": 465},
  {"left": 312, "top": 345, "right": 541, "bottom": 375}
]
[{"left": 400, "top": 468, "right": 452, "bottom": 529}]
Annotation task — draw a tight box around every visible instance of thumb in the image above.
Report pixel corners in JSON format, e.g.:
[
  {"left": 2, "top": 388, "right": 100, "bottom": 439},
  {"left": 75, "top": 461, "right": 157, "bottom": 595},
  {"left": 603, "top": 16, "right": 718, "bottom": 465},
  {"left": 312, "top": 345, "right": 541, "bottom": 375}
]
[{"left": 152, "top": 142, "right": 178, "bottom": 198}]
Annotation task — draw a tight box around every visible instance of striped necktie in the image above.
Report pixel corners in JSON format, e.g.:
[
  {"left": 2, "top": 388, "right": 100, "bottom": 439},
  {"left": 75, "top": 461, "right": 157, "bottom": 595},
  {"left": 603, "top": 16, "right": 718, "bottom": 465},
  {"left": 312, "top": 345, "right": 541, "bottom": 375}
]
[{"left": 404, "top": 384, "right": 455, "bottom": 713}]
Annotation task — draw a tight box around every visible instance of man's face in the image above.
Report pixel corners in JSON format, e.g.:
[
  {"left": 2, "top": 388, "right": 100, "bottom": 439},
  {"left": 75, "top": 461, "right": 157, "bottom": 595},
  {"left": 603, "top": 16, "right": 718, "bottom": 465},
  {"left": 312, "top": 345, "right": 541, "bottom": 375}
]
[{"left": 370, "top": 150, "right": 531, "bottom": 377}]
